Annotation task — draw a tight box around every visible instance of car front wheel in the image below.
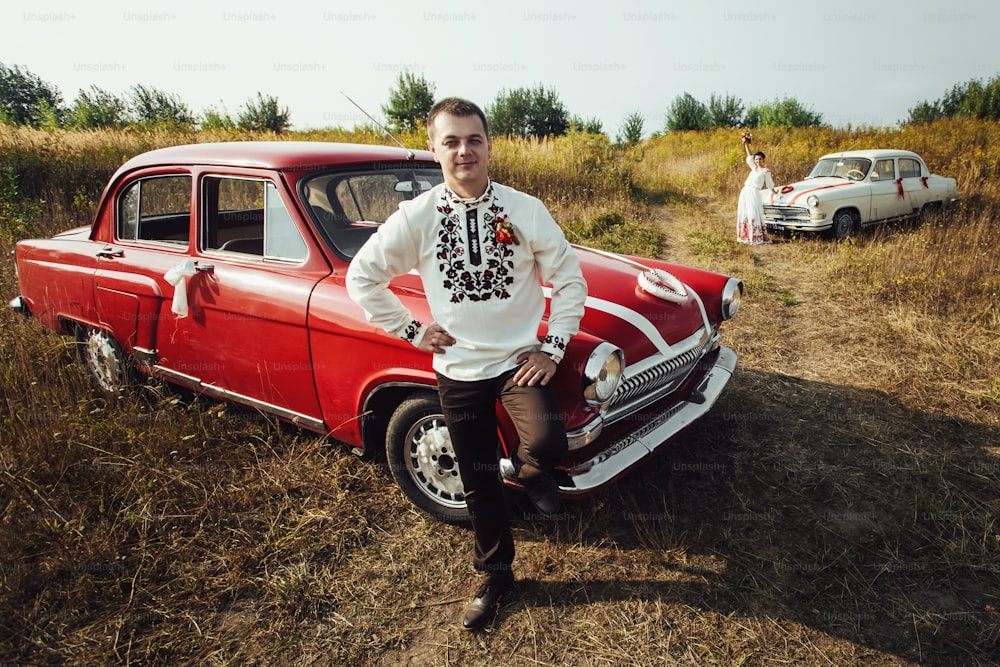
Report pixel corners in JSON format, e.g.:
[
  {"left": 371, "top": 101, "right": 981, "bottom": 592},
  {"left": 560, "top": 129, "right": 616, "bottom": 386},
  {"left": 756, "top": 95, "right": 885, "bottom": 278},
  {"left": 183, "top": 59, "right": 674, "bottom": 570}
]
[
  {"left": 386, "top": 395, "right": 471, "bottom": 524},
  {"left": 830, "top": 210, "right": 857, "bottom": 240},
  {"left": 77, "top": 326, "right": 134, "bottom": 396}
]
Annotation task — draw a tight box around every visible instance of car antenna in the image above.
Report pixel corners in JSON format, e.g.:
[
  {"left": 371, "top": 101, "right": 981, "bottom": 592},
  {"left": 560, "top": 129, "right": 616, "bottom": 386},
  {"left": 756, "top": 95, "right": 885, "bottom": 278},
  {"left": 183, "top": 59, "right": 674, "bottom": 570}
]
[{"left": 341, "top": 92, "right": 415, "bottom": 160}]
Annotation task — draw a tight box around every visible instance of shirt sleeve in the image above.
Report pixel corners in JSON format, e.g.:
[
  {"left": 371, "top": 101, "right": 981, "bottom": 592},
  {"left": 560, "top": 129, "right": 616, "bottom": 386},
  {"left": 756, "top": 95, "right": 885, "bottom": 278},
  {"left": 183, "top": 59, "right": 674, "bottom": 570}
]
[
  {"left": 746, "top": 155, "right": 756, "bottom": 170},
  {"left": 528, "top": 203, "right": 587, "bottom": 358},
  {"left": 346, "top": 209, "right": 428, "bottom": 347},
  {"left": 764, "top": 169, "right": 775, "bottom": 190}
]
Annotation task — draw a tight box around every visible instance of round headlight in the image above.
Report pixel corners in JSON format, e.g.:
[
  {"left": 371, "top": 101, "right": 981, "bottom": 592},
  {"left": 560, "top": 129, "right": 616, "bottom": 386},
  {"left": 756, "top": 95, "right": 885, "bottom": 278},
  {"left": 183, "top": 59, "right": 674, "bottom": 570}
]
[
  {"left": 722, "top": 278, "right": 743, "bottom": 320},
  {"left": 806, "top": 195, "right": 819, "bottom": 208},
  {"left": 583, "top": 342, "right": 625, "bottom": 407}
]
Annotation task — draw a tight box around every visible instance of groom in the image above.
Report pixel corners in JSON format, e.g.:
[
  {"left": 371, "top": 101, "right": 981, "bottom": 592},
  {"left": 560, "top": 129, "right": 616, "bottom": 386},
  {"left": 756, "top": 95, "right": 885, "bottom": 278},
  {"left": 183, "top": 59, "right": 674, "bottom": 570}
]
[{"left": 346, "top": 97, "right": 587, "bottom": 630}]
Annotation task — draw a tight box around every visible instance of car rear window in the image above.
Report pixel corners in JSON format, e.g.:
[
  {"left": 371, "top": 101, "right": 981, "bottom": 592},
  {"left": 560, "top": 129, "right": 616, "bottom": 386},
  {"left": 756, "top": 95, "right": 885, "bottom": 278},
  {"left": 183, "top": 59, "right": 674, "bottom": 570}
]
[{"left": 117, "top": 174, "right": 192, "bottom": 245}]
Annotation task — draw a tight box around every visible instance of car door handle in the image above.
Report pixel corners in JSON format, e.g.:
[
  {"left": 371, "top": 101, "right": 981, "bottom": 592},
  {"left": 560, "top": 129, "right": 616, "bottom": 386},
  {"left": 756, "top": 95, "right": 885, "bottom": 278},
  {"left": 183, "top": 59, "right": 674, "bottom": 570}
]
[
  {"left": 194, "top": 262, "right": 214, "bottom": 273},
  {"left": 96, "top": 246, "right": 124, "bottom": 258}
]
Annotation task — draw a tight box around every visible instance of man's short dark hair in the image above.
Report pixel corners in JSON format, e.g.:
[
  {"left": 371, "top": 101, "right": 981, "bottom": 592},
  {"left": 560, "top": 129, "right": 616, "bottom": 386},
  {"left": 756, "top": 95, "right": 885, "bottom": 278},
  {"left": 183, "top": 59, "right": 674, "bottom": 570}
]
[{"left": 427, "top": 97, "right": 489, "bottom": 139}]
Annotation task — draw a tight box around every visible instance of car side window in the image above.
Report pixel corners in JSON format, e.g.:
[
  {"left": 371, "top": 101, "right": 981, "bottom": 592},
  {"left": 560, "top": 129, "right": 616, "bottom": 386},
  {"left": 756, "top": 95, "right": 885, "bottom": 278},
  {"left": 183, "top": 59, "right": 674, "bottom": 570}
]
[
  {"left": 203, "top": 176, "right": 307, "bottom": 262},
  {"left": 117, "top": 175, "right": 192, "bottom": 245},
  {"left": 899, "top": 158, "right": 921, "bottom": 179},
  {"left": 264, "top": 182, "right": 308, "bottom": 261},
  {"left": 871, "top": 159, "right": 895, "bottom": 182}
]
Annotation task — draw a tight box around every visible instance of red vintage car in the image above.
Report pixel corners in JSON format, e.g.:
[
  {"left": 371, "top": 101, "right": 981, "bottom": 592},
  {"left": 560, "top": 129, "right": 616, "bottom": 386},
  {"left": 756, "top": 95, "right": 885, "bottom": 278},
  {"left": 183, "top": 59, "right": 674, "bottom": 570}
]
[{"left": 10, "top": 142, "right": 743, "bottom": 522}]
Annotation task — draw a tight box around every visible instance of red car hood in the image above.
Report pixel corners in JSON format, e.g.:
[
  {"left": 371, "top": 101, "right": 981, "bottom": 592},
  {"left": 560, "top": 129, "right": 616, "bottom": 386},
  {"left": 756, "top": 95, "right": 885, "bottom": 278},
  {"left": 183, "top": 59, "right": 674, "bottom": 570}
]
[
  {"left": 390, "top": 245, "right": 713, "bottom": 366},
  {"left": 570, "top": 246, "right": 709, "bottom": 363}
]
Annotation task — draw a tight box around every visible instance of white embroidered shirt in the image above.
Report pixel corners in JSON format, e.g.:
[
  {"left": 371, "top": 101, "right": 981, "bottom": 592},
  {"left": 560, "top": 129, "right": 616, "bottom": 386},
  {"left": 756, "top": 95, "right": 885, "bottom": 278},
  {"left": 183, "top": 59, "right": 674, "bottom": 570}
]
[{"left": 346, "top": 181, "right": 587, "bottom": 381}]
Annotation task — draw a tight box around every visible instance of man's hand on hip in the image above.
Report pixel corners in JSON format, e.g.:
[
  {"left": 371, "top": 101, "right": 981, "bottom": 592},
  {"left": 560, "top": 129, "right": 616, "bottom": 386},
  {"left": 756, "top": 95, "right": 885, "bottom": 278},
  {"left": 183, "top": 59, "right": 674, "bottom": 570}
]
[
  {"left": 513, "top": 351, "right": 557, "bottom": 387},
  {"left": 418, "top": 323, "right": 456, "bottom": 354}
]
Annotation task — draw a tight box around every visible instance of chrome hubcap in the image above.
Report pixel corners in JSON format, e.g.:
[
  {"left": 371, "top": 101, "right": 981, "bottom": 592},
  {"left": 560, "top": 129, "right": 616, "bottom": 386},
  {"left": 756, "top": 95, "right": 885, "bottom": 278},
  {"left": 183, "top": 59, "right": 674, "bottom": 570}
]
[
  {"left": 84, "top": 331, "right": 122, "bottom": 393},
  {"left": 405, "top": 415, "right": 466, "bottom": 508}
]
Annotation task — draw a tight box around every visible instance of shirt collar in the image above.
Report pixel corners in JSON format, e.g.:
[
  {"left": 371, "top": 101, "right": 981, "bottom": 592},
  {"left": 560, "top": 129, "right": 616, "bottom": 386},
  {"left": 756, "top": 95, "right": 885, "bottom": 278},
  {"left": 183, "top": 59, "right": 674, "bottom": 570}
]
[{"left": 443, "top": 181, "right": 493, "bottom": 208}]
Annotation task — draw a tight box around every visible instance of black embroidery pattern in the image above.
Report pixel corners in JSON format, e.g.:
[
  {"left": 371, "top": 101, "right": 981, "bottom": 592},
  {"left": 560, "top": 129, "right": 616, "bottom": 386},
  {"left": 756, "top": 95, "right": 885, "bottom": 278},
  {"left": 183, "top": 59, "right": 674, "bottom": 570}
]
[
  {"left": 543, "top": 334, "right": 567, "bottom": 353},
  {"left": 401, "top": 319, "right": 423, "bottom": 343},
  {"left": 436, "top": 191, "right": 516, "bottom": 304}
]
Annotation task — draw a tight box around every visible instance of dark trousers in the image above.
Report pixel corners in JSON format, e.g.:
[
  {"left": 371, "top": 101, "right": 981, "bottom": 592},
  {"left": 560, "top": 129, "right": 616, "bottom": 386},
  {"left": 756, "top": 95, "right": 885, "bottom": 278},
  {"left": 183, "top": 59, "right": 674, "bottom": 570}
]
[{"left": 436, "top": 368, "right": 568, "bottom": 575}]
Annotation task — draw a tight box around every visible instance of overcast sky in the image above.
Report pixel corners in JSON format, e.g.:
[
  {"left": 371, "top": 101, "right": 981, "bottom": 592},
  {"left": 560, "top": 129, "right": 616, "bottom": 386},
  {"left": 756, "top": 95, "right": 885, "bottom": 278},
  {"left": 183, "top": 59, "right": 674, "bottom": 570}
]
[{"left": 4, "top": 0, "right": 997, "bottom": 135}]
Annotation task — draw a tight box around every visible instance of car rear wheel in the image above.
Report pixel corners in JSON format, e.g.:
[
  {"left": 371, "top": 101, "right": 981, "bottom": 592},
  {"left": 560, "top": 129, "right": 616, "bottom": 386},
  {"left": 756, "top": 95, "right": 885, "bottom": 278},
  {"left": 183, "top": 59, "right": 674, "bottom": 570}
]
[
  {"left": 386, "top": 395, "right": 470, "bottom": 524},
  {"left": 830, "top": 210, "right": 857, "bottom": 241},
  {"left": 77, "top": 326, "right": 134, "bottom": 396}
]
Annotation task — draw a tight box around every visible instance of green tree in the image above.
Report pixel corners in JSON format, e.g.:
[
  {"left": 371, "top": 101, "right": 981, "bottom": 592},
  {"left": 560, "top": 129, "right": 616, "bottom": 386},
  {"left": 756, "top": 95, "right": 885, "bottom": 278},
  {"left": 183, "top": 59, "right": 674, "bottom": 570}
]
[
  {"left": 129, "top": 84, "right": 194, "bottom": 126},
  {"left": 616, "top": 111, "right": 645, "bottom": 144},
  {"left": 487, "top": 85, "right": 569, "bottom": 138},
  {"left": 487, "top": 87, "right": 530, "bottom": 137},
  {"left": 906, "top": 75, "right": 1000, "bottom": 124},
  {"left": 904, "top": 100, "right": 945, "bottom": 124},
  {"left": 707, "top": 93, "right": 745, "bottom": 128},
  {"left": 745, "top": 96, "right": 823, "bottom": 128},
  {"left": 569, "top": 115, "right": 604, "bottom": 134},
  {"left": 200, "top": 103, "right": 236, "bottom": 130},
  {"left": 65, "top": 86, "right": 128, "bottom": 129},
  {"left": 0, "top": 62, "right": 63, "bottom": 127},
  {"left": 237, "top": 92, "right": 291, "bottom": 133},
  {"left": 382, "top": 72, "right": 435, "bottom": 132},
  {"left": 665, "top": 92, "right": 710, "bottom": 131}
]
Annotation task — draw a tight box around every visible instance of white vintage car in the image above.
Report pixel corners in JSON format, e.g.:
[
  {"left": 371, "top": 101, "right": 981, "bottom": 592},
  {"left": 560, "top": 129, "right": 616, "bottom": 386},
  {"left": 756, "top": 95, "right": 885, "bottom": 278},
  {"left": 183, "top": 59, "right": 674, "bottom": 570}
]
[{"left": 762, "top": 149, "right": 958, "bottom": 239}]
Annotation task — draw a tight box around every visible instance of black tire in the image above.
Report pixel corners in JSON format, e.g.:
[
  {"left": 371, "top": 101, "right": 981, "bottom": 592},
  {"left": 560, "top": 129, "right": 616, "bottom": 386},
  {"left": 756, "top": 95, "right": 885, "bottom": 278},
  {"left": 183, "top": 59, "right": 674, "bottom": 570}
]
[
  {"left": 386, "top": 395, "right": 470, "bottom": 524},
  {"left": 830, "top": 210, "right": 857, "bottom": 241},
  {"left": 76, "top": 326, "right": 135, "bottom": 396}
]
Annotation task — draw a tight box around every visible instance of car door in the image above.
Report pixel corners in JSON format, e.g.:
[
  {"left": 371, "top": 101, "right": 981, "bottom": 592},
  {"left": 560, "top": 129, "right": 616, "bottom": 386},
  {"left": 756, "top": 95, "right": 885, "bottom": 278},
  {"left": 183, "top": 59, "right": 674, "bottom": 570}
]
[
  {"left": 868, "top": 158, "right": 904, "bottom": 221},
  {"left": 151, "top": 172, "right": 330, "bottom": 429},
  {"left": 94, "top": 172, "right": 196, "bottom": 360},
  {"left": 898, "top": 157, "right": 928, "bottom": 215}
]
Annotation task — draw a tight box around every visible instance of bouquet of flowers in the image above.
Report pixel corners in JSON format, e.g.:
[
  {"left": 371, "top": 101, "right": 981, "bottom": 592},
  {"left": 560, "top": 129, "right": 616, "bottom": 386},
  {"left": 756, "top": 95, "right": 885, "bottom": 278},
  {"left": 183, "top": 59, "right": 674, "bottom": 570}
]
[
  {"left": 741, "top": 131, "right": 753, "bottom": 145},
  {"left": 493, "top": 214, "right": 519, "bottom": 245}
]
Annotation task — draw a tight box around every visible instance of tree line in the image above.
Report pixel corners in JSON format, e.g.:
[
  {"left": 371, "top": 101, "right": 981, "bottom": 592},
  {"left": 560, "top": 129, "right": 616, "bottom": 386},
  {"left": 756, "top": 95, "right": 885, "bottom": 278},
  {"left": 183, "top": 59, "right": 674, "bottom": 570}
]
[
  {"left": 906, "top": 74, "right": 1000, "bottom": 124},
  {"left": 2, "top": 62, "right": 995, "bottom": 140},
  {"left": 0, "top": 62, "right": 290, "bottom": 132},
  {"left": 381, "top": 73, "right": 823, "bottom": 142}
]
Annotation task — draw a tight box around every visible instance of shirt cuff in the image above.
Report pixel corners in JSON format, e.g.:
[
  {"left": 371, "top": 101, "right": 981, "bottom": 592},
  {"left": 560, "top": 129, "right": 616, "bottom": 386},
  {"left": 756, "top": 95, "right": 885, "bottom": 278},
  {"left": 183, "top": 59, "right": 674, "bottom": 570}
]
[
  {"left": 396, "top": 319, "right": 426, "bottom": 347},
  {"left": 540, "top": 333, "right": 569, "bottom": 358}
]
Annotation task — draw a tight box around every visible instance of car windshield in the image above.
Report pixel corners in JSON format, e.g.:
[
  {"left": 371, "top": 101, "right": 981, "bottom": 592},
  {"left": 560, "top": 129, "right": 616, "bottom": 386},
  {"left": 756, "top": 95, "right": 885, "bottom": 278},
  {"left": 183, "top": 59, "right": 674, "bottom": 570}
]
[
  {"left": 300, "top": 166, "right": 444, "bottom": 258},
  {"left": 807, "top": 157, "right": 873, "bottom": 181}
]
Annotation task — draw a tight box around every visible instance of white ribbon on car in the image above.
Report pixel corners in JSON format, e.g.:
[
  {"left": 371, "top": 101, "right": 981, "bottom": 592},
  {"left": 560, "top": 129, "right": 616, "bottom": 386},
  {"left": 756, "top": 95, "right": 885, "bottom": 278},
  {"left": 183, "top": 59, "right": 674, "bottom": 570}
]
[
  {"left": 578, "top": 247, "right": 688, "bottom": 303},
  {"left": 164, "top": 259, "right": 198, "bottom": 317},
  {"left": 637, "top": 268, "right": 688, "bottom": 304}
]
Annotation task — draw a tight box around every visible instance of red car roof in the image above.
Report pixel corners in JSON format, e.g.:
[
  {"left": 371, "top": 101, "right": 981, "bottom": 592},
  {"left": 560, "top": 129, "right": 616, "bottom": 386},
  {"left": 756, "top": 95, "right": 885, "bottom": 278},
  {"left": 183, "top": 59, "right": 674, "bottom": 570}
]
[{"left": 118, "top": 141, "right": 436, "bottom": 172}]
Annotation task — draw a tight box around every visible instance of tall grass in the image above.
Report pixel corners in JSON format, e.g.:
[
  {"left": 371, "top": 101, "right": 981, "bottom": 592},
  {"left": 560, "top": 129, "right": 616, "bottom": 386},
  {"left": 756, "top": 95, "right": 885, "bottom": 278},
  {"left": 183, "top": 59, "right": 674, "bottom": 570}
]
[
  {"left": 2, "top": 120, "right": 999, "bottom": 665},
  {"left": 630, "top": 120, "right": 1000, "bottom": 331}
]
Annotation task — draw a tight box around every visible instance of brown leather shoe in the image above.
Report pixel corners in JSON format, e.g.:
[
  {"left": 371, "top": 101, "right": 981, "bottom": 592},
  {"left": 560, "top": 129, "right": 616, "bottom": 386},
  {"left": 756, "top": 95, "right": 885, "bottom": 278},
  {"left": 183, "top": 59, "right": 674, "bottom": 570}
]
[{"left": 462, "top": 573, "right": 515, "bottom": 631}]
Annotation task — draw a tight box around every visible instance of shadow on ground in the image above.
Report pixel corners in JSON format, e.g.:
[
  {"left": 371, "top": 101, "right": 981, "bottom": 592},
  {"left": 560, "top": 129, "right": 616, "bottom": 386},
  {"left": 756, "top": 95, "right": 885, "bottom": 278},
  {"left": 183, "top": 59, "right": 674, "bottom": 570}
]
[{"left": 506, "top": 367, "right": 1000, "bottom": 665}]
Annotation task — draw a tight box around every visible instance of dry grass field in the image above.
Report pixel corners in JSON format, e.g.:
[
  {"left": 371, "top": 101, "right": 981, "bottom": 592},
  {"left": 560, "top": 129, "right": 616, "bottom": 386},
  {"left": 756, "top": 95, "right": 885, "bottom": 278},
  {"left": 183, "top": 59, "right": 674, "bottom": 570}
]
[{"left": 1, "top": 122, "right": 998, "bottom": 665}]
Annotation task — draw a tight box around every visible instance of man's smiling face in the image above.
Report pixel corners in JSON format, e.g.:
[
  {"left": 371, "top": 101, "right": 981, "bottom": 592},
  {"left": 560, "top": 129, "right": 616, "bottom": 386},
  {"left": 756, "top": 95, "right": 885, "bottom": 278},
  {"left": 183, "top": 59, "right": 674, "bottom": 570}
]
[{"left": 428, "top": 112, "right": 492, "bottom": 199}]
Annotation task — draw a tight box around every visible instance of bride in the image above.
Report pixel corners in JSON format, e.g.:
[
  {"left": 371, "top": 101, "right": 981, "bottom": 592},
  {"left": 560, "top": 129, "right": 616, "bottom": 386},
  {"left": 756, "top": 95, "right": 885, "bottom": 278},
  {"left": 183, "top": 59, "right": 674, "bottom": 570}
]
[{"left": 737, "top": 134, "right": 776, "bottom": 245}]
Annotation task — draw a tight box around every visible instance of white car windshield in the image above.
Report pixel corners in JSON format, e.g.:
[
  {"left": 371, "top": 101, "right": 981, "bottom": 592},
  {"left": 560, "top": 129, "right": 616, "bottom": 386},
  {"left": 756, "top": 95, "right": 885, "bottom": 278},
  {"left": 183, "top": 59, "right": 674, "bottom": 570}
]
[{"left": 807, "top": 157, "right": 873, "bottom": 181}]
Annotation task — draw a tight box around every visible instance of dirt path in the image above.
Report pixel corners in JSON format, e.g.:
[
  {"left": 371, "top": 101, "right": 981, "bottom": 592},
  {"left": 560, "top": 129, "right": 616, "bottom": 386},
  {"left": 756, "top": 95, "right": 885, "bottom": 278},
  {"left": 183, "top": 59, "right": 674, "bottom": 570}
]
[{"left": 652, "top": 196, "right": 872, "bottom": 387}]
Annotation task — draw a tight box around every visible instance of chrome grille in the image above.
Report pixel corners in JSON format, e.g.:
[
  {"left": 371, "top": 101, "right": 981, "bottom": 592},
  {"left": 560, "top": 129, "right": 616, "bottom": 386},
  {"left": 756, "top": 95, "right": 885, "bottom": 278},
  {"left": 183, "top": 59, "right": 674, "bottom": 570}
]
[
  {"left": 604, "top": 327, "right": 712, "bottom": 424},
  {"left": 763, "top": 205, "right": 810, "bottom": 222}
]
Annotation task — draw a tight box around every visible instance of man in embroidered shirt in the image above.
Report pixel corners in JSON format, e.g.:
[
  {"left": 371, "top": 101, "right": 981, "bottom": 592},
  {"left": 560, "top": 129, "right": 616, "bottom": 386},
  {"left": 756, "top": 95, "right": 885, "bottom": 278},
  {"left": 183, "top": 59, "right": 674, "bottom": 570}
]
[{"left": 346, "top": 97, "right": 587, "bottom": 631}]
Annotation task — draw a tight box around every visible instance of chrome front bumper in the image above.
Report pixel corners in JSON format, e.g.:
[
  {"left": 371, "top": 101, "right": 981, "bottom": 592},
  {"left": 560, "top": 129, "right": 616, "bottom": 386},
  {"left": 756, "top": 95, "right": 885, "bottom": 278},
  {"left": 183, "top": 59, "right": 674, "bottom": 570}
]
[
  {"left": 766, "top": 221, "right": 832, "bottom": 233},
  {"left": 557, "top": 346, "right": 737, "bottom": 495}
]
